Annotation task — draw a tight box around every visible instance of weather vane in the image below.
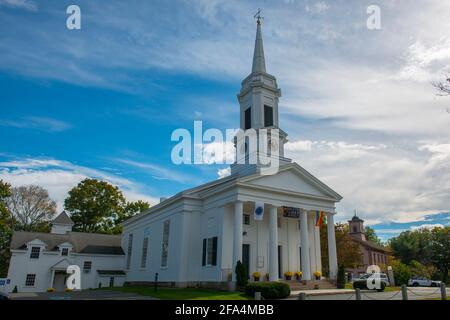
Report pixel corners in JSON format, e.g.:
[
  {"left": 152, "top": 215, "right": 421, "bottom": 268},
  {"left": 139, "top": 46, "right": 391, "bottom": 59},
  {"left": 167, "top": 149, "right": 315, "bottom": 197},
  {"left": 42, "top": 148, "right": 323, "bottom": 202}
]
[{"left": 254, "top": 8, "right": 263, "bottom": 25}]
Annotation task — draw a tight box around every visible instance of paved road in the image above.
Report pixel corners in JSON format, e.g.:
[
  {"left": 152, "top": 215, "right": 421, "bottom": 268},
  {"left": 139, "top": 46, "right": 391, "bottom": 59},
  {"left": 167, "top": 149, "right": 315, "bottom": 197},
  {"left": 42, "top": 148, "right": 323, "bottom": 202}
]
[
  {"left": 10, "top": 290, "right": 157, "bottom": 300},
  {"left": 302, "top": 287, "right": 449, "bottom": 300}
]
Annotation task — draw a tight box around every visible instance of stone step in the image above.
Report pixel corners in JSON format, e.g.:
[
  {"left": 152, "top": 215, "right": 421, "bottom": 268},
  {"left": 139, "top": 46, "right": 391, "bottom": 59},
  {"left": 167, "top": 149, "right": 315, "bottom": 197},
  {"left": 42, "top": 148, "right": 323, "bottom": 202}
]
[{"left": 281, "top": 280, "right": 336, "bottom": 291}]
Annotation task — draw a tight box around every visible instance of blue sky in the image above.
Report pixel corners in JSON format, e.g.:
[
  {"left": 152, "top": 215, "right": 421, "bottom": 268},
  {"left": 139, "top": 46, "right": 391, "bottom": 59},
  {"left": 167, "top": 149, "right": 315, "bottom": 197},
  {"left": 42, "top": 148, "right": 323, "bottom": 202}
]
[{"left": 1, "top": 0, "right": 450, "bottom": 240}]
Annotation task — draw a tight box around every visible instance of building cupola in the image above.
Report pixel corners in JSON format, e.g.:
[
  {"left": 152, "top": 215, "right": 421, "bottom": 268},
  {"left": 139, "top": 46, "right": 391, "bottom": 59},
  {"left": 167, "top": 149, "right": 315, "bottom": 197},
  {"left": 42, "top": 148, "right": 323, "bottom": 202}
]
[{"left": 51, "top": 211, "right": 74, "bottom": 234}]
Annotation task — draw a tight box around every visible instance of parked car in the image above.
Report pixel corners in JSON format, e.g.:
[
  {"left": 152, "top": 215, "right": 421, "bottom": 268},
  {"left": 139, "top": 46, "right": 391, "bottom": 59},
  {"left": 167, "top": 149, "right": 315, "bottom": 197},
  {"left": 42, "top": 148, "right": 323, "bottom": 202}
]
[
  {"left": 358, "top": 273, "right": 390, "bottom": 286},
  {"left": 0, "top": 292, "right": 10, "bottom": 300},
  {"left": 353, "top": 273, "right": 390, "bottom": 292},
  {"left": 408, "top": 277, "right": 441, "bottom": 287}
]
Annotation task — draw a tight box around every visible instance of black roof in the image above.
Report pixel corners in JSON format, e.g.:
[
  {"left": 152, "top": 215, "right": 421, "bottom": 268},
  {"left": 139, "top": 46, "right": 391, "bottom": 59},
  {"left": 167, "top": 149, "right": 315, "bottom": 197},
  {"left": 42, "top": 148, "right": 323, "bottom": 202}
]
[{"left": 80, "top": 245, "right": 125, "bottom": 255}]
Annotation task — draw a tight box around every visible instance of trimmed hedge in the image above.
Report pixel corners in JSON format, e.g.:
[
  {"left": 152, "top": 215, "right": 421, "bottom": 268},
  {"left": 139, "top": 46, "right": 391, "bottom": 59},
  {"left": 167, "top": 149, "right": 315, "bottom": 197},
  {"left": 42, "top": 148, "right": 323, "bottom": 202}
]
[{"left": 245, "top": 282, "right": 291, "bottom": 299}]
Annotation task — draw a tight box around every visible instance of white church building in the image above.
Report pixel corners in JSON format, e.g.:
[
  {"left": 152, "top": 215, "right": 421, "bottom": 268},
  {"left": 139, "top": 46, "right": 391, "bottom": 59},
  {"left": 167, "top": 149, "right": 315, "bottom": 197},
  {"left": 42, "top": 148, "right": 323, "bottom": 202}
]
[{"left": 122, "top": 19, "right": 341, "bottom": 288}]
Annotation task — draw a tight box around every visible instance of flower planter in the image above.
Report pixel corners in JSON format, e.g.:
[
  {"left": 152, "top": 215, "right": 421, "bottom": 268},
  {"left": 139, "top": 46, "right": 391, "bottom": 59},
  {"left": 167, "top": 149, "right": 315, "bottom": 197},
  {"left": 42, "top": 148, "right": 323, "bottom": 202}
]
[
  {"left": 285, "top": 276, "right": 292, "bottom": 281},
  {"left": 254, "top": 277, "right": 260, "bottom": 282}
]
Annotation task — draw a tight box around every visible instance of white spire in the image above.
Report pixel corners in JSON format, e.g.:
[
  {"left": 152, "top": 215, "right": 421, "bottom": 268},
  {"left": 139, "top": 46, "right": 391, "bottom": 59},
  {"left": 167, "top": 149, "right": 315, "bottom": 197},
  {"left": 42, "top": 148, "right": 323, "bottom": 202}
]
[{"left": 252, "top": 19, "right": 266, "bottom": 73}]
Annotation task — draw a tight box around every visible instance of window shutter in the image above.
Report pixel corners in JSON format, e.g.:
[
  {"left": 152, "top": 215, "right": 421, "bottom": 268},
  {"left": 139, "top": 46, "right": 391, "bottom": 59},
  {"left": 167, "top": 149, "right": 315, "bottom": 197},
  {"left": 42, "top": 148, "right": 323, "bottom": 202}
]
[
  {"left": 202, "top": 239, "right": 206, "bottom": 266},
  {"left": 212, "top": 237, "right": 218, "bottom": 266}
]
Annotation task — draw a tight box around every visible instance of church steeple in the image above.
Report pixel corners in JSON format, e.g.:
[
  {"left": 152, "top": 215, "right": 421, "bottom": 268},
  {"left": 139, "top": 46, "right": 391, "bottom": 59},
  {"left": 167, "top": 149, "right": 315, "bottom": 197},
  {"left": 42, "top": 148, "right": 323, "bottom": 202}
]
[
  {"left": 230, "top": 14, "right": 292, "bottom": 177},
  {"left": 252, "top": 19, "right": 266, "bottom": 73}
]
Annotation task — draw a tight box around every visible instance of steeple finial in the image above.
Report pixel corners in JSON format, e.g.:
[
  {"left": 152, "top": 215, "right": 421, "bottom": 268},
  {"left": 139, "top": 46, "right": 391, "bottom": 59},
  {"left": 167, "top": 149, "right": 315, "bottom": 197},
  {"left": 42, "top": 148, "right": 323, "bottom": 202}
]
[
  {"left": 254, "top": 8, "right": 263, "bottom": 25},
  {"left": 252, "top": 9, "right": 266, "bottom": 73}
]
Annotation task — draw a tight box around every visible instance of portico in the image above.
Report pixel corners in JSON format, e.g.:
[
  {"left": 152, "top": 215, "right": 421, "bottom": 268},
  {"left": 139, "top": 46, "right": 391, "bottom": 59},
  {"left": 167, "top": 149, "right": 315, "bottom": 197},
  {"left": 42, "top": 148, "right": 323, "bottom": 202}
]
[{"left": 225, "top": 167, "right": 340, "bottom": 282}]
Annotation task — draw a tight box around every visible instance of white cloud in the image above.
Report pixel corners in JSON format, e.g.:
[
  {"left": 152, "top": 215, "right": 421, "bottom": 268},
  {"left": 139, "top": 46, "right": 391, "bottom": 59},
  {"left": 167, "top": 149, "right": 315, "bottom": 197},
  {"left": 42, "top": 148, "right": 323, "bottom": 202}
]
[
  {"left": 305, "top": 1, "right": 330, "bottom": 14},
  {"left": 202, "top": 141, "right": 235, "bottom": 165},
  {"left": 285, "top": 139, "right": 450, "bottom": 223},
  {"left": 217, "top": 167, "right": 231, "bottom": 179},
  {"left": 0, "top": 158, "right": 158, "bottom": 211},
  {"left": 0, "top": 116, "right": 72, "bottom": 132},
  {"left": 113, "top": 158, "right": 199, "bottom": 184},
  {"left": 0, "top": 0, "right": 37, "bottom": 11}
]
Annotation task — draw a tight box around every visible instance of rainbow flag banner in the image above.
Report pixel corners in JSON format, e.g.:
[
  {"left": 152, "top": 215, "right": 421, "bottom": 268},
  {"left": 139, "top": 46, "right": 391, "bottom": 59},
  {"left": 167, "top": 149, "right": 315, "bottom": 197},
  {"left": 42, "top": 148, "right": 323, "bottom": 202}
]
[{"left": 315, "top": 211, "right": 327, "bottom": 226}]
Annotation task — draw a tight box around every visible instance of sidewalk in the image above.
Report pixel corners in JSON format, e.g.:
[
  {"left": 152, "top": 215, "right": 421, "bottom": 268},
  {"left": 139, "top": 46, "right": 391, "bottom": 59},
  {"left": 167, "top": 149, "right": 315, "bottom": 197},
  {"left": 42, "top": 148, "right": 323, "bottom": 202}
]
[{"left": 290, "top": 289, "right": 355, "bottom": 297}]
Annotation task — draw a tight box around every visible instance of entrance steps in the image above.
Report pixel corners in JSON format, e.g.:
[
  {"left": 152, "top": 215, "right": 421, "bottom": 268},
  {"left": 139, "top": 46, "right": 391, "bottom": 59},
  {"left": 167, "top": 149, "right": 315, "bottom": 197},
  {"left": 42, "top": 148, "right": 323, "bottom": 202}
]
[{"left": 281, "top": 279, "right": 336, "bottom": 291}]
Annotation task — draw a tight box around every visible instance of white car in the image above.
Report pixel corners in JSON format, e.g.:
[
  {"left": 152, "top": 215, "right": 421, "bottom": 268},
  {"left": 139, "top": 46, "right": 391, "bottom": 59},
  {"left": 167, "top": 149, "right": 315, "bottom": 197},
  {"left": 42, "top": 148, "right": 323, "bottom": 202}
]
[
  {"left": 408, "top": 277, "right": 441, "bottom": 287},
  {"left": 358, "top": 273, "right": 391, "bottom": 286}
]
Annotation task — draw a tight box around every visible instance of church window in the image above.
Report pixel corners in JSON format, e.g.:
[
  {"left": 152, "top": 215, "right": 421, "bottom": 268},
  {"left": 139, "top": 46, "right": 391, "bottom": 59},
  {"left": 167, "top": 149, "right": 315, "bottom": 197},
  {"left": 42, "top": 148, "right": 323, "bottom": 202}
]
[
  {"left": 126, "top": 234, "right": 133, "bottom": 269},
  {"left": 30, "top": 247, "right": 40, "bottom": 259},
  {"left": 25, "top": 274, "right": 36, "bottom": 287},
  {"left": 141, "top": 237, "right": 149, "bottom": 269},
  {"left": 245, "top": 107, "right": 252, "bottom": 129},
  {"left": 202, "top": 237, "right": 218, "bottom": 267},
  {"left": 83, "top": 261, "right": 92, "bottom": 273},
  {"left": 353, "top": 226, "right": 357, "bottom": 233},
  {"left": 264, "top": 105, "right": 274, "bottom": 127},
  {"left": 243, "top": 214, "right": 250, "bottom": 225},
  {"left": 161, "top": 220, "right": 170, "bottom": 268}
]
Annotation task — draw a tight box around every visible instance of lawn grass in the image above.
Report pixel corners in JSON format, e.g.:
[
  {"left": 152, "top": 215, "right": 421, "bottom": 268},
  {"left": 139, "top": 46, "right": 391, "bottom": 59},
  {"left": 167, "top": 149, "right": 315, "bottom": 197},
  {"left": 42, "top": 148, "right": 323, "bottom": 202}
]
[{"left": 104, "top": 286, "right": 253, "bottom": 300}]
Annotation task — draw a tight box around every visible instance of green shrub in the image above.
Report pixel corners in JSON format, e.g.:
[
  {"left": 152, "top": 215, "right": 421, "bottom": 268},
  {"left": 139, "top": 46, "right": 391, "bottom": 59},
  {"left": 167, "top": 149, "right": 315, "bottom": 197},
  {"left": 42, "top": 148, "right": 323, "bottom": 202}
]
[
  {"left": 336, "top": 265, "right": 346, "bottom": 289},
  {"left": 245, "top": 282, "right": 291, "bottom": 299},
  {"left": 235, "top": 260, "right": 248, "bottom": 288},
  {"left": 391, "top": 260, "right": 411, "bottom": 285},
  {"left": 12, "top": 286, "right": 17, "bottom": 293}
]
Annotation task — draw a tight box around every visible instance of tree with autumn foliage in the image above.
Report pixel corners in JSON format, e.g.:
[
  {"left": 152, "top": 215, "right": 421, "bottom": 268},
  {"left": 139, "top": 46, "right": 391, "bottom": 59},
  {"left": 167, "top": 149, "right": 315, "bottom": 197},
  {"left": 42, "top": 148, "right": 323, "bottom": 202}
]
[{"left": 320, "top": 223, "right": 362, "bottom": 277}]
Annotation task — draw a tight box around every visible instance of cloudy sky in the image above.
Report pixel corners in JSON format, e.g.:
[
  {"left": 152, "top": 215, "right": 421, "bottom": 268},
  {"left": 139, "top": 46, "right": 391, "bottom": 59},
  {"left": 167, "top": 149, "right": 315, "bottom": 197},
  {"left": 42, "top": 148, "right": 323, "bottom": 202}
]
[{"left": 1, "top": 0, "right": 449, "bottom": 240}]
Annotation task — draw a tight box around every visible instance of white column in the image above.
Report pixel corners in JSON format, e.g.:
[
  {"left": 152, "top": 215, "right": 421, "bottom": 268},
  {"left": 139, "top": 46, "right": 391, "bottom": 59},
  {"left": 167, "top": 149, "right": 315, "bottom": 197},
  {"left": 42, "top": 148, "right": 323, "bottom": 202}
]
[
  {"left": 50, "top": 270, "right": 55, "bottom": 289},
  {"left": 232, "top": 201, "right": 243, "bottom": 281},
  {"left": 269, "top": 205, "right": 279, "bottom": 282},
  {"left": 300, "top": 210, "right": 311, "bottom": 280},
  {"left": 327, "top": 212, "right": 338, "bottom": 280}
]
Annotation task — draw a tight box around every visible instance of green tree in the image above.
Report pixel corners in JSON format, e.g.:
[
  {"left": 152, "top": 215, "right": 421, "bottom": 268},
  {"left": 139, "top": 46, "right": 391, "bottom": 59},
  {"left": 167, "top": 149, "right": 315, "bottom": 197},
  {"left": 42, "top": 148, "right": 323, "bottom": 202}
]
[
  {"left": 0, "top": 180, "right": 12, "bottom": 277},
  {"left": 112, "top": 200, "right": 150, "bottom": 234},
  {"left": 429, "top": 226, "right": 450, "bottom": 283},
  {"left": 321, "top": 223, "right": 362, "bottom": 276},
  {"left": 389, "top": 258, "right": 411, "bottom": 285},
  {"left": 235, "top": 260, "right": 248, "bottom": 288},
  {"left": 389, "top": 229, "right": 432, "bottom": 265},
  {"left": 336, "top": 264, "right": 346, "bottom": 289},
  {"left": 64, "top": 179, "right": 126, "bottom": 233},
  {"left": 365, "top": 226, "right": 383, "bottom": 246}
]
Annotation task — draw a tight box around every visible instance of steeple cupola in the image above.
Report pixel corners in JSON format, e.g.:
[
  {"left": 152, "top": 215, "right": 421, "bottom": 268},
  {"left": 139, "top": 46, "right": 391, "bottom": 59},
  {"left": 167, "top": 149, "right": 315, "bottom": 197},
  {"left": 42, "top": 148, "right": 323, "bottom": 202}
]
[
  {"left": 348, "top": 214, "right": 366, "bottom": 241},
  {"left": 51, "top": 211, "right": 74, "bottom": 234}
]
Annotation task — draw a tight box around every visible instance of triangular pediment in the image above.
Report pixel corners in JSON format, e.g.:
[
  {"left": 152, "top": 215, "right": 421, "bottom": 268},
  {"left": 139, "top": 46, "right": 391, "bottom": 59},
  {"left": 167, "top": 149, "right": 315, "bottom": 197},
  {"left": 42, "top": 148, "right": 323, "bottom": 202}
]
[
  {"left": 239, "top": 163, "right": 342, "bottom": 200},
  {"left": 50, "top": 258, "right": 73, "bottom": 271}
]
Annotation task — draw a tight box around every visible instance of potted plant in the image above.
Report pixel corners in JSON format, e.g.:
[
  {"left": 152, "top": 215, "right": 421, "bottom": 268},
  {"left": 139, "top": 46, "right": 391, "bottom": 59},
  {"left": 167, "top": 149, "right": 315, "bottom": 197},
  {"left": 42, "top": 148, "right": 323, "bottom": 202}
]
[
  {"left": 313, "top": 271, "right": 322, "bottom": 280},
  {"left": 265, "top": 273, "right": 270, "bottom": 281},
  {"left": 295, "top": 271, "right": 302, "bottom": 281},
  {"left": 253, "top": 272, "right": 261, "bottom": 282},
  {"left": 284, "top": 271, "right": 293, "bottom": 280}
]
